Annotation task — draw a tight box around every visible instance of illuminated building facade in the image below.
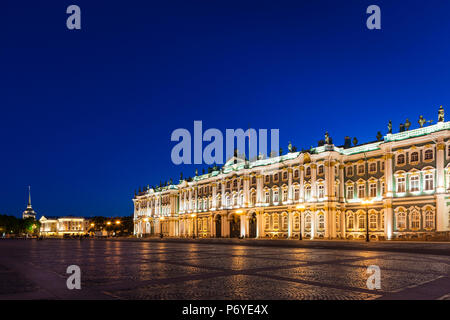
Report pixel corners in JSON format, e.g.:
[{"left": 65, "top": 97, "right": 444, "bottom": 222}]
[
  {"left": 133, "top": 118, "right": 450, "bottom": 240},
  {"left": 39, "top": 216, "right": 89, "bottom": 236}
]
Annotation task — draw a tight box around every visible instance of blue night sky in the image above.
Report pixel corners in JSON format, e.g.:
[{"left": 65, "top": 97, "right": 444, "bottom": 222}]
[{"left": 1, "top": 0, "right": 450, "bottom": 218}]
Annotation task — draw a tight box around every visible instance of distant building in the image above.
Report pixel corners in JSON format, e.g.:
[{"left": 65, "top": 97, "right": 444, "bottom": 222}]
[
  {"left": 39, "top": 216, "right": 89, "bottom": 236},
  {"left": 22, "top": 186, "right": 37, "bottom": 219}
]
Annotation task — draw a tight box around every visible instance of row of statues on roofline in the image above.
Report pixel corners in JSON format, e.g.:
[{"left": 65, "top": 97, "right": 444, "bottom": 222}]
[{"left": 387, "top": 105, "right": 444, "bottom": 134}]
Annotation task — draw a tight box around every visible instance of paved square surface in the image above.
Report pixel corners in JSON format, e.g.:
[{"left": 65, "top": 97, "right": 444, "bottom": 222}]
[{"left": 1, "top": 239, "right": 449, "bottom": 299}]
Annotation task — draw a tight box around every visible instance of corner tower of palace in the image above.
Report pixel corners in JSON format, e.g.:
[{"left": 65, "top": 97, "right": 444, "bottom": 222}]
[{"left": 133, "top": 114, "right": 450, "bottom": 241}]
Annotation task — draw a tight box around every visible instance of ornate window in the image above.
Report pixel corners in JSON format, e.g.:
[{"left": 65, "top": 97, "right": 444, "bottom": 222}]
[
  {"left": 282, "top": 189, "right": 288, "bottom": 202},
  {"left": 273, "top": 173, "right": 279, "bottom": 182},
  {"left": 397, "top": 154, "right": 406, "bottom": 165},
  {"left": 424, "top": 149, "right": 433, "bottom": 161},
  {"left": 305, "top": 185, "right": 311, "bottom": 200},
  {"left": 358, "top": 184, "right": 365, "bottom": 199},
  {"left": 294, "top": 215, "right": 300, "bottom": 230},
  {"left": 294, "top": 170, "right": 299, "bottom": 178},
  {"left": 265, "top": 191, "right": 270, "bottom": 203},
  {"left": 318, "top": 165, "right": 324, "bottom": 175},
  {"left": 250, "top": 192, "right": 256, "bottom": 206},
  {"left": 424, "top": 173, "right": 434, "bottom": 191},
  {"left": 397, "top": 176, "right": 406, "bottom": 193},
  {"left": 294, "top": 187, "right": 300, "bottom": 201},
  {"left": 396, "top": 209, "right": 407, "bottom": 230},
  {"left": 282, "top": 214, "right": 288, "bottom": 230},
  {"left": 336, "top": 212, "right": 341, "bottom": 231},
  {"left": 347, "top": 166, "right": 353, "bottom": 176},
  {"left": 347, "top": 185, "right": 354, "bottom": 199},
  {"left": 369, "top": 162, "right": 377, "bottom": 173},
  {"left": 306, "top": 167, "right": 311, "bottom": 176},
  {"left": 410, "top": 209, "right": 420, "bottom": 230},
  {"left": 273, "top": 190, "right": 279, "bottom": 203},
  {"left": 358, "top": 214, "right": 365, "bottom": 229},
  {"left": 265, "top": 175, "right": 269, "bottom": 183},
  {"left": 347, "top": 214, "right": 354, "bottom": 230},
  {"left": 369, "top": 213, "right": 377, "bottom": 230},
  {"left": 358, "top": 165, "right": 365, "bottom": 175},
  {"left": 410, "top": 152, "right": 419, "bottom": 163},
  {"left": 369, "top": 183, "right": 377, "bottom": 197},
  {"left": 410, "top": 175, "right": 420, "bottom": 192},
  {"left": 273, "top": 214, "right": 279, "bottom": 230},
  {"left": 283, "top": 172, "right": 288, "bottom": 180},
  {"left": 305, "top": 214, "right": 312, "bottom": 231},
  {"left": 318, "top": 185, "right": 325, "bottom": 199},
  {"left": 252, "top": 176, "right": 256, "bottom": 185},
  {"left": 317, "top": 214, "right": 325, "bottom": 231},
  {"left": 424, "top": 208, "right": 435, "bottom": 229}
]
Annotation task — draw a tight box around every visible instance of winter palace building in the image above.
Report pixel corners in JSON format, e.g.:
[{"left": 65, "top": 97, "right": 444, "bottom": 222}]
[{"left": 133, "top": 115, "right": 450, "bottom": 241}]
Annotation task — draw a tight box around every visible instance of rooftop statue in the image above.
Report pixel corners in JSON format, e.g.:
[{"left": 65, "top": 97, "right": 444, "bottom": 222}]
[
  {"left": 418, "top": 115, "right": 426, "bottom": 128},
  {"left": 325, "top": 131, "right": 331, "bottom": 145},
  {"left": 353, "top": 137, "right": 358, "bottom": 146},
  {"left": 405, "top": 118, "right": 411, "bottom": 131},
  {"left": 376, "top": 131, "right": 382, "bottom": 141},
  {"left": 288, "top": 141, "right": 292, "bottom": 152},
  {"left": 399, "top": 123, "right": 405, "bottom": 132},
  {"left": 388, "top": 120, "right": 392, "bottom": 134},
  {"left": 438, "top": 105, "right": 444, "bottom": 122}
]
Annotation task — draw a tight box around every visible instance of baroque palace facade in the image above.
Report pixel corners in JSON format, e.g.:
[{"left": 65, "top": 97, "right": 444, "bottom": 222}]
[{"left": 133, "top": 116, "right": 450, "bottom": 240}]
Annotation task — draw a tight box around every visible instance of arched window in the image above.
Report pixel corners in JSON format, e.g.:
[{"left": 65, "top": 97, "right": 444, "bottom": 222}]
[
  {"left": 294, "top": 170, "right": 299, "bottom": 178},
  {"left": 396, "top": 210, "right": 406, "bottom": 230},
  {"left": 318, "top": 165, "right": 324, "bottom": 175},
  {"left": 410, "top": 152, "right": 419, "bottom": 163},
  {"left": 397, "top": 154, "right": 405, "bottom": 165},
  {"left": 369, "top": 214, "right": 377, "bottom": 230},
  {"left": 347, "top": 214, "right": 354, "bottom": 230},
  {"left": 252, "top": 176, "right": 256, "bottom": 185},
  {"left": 305, "top": 185, "right": 311, "bottom": 200},
  {"left": 318, "top": 184, "right": 325, "bottom": 198},
  {"left": 294, "top": 215, "right": 300, "bottom": 230},
  {"left": 251, "top": 192, "right": 256, "bottom": 206},
  {"left": 410, "top": 175, "right": 420, "bottom": 192},
  {"left": 317, "top": 214, "right": 325, "bottom": 231},
  {"left": 410, "top": 209, "right": 420, "bottom": 230},
  {"left": 424, "top": 208, "right": 435, "bottom": 229},
  {"left": 369, "top": 162, "right": 377, "bottom": 173},
  {"left": 305, "top": 214, "right": 311, "bottom": 231},
  {"left": 306, "top": 167, "right": 311, "bottom": 176},
  {"left": 273, "top": 214, "right": 279, "bottom": 230},
  {"left": 358, "top": 214, "right": 365, "bottom": 229},
  {"left": 273, "top": 189, "right": 279, "bottom": 203},
  {"left": 294, "top": 187, "right": 300, "bottom": 201},
  {"left": 282, "top": 214, "right": 288, "bottom": 230}
]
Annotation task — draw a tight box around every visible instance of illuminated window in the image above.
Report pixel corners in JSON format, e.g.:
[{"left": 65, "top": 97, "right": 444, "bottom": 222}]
[
  {"left": 304, "top": 186, "right": 311, "bottom": 200},
  {"left": 282, "top": 189, "right": 288, "bottom": 202},
  {"left": 347, "top": 214, "right": 354, "bottom": 229},
  {"left": 358, "top": 214, "right": 365, "bottom": 229},
  {"left": 424, "top": 173, "right": 434, "bottom": 191},
  {"left": 347, "top": 185, "right": 354, "bottom": 199},
  {"left": 294, "top": 187, "right": 300, "bottom": 201},
  {"left": 369, "top": 214, "right": 377, "bottom": 230},
  {"left": 294, "top": 215, "right": 300, "bottom": 230},
  {"left": 282, "top": 214, "right": 288, "bottom": 230},
  {"left": 410, "top": 210, "right": 420, "bottom": 229},
  {"left": 424, "top": 209, "right": 434, "bottom": 229},
  {"left": 273, "top": 190, "right": 279, "bottom": 203},
  {"left": 369, "top": 183, "right": 377, "bottom": 197},
  {"left": 305, "top": 214, "right": 311, "bottom": 231},
  {"left": 396, "top": 210, "right": 406, "bottom": 230},
  {"left": 265, "top": 191, "right": 270, "bottom": 203},
  {"left": 397, "top": 177, "right": 406, "bottom": 193},
  {"left": 318, "top": 185, "right": 324, "bottom": 198},
  {"left": 317, "top": 214, "right": 325, "bottom": 231},
  {"left": 273, "top": 214, "right": 279, "bottom": 229},
  {"left": 358, "top": 184, "right": 365, "bottom": 198},
  {"left": 410, "top": 175, "right": 419, "bottom": 192}
]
